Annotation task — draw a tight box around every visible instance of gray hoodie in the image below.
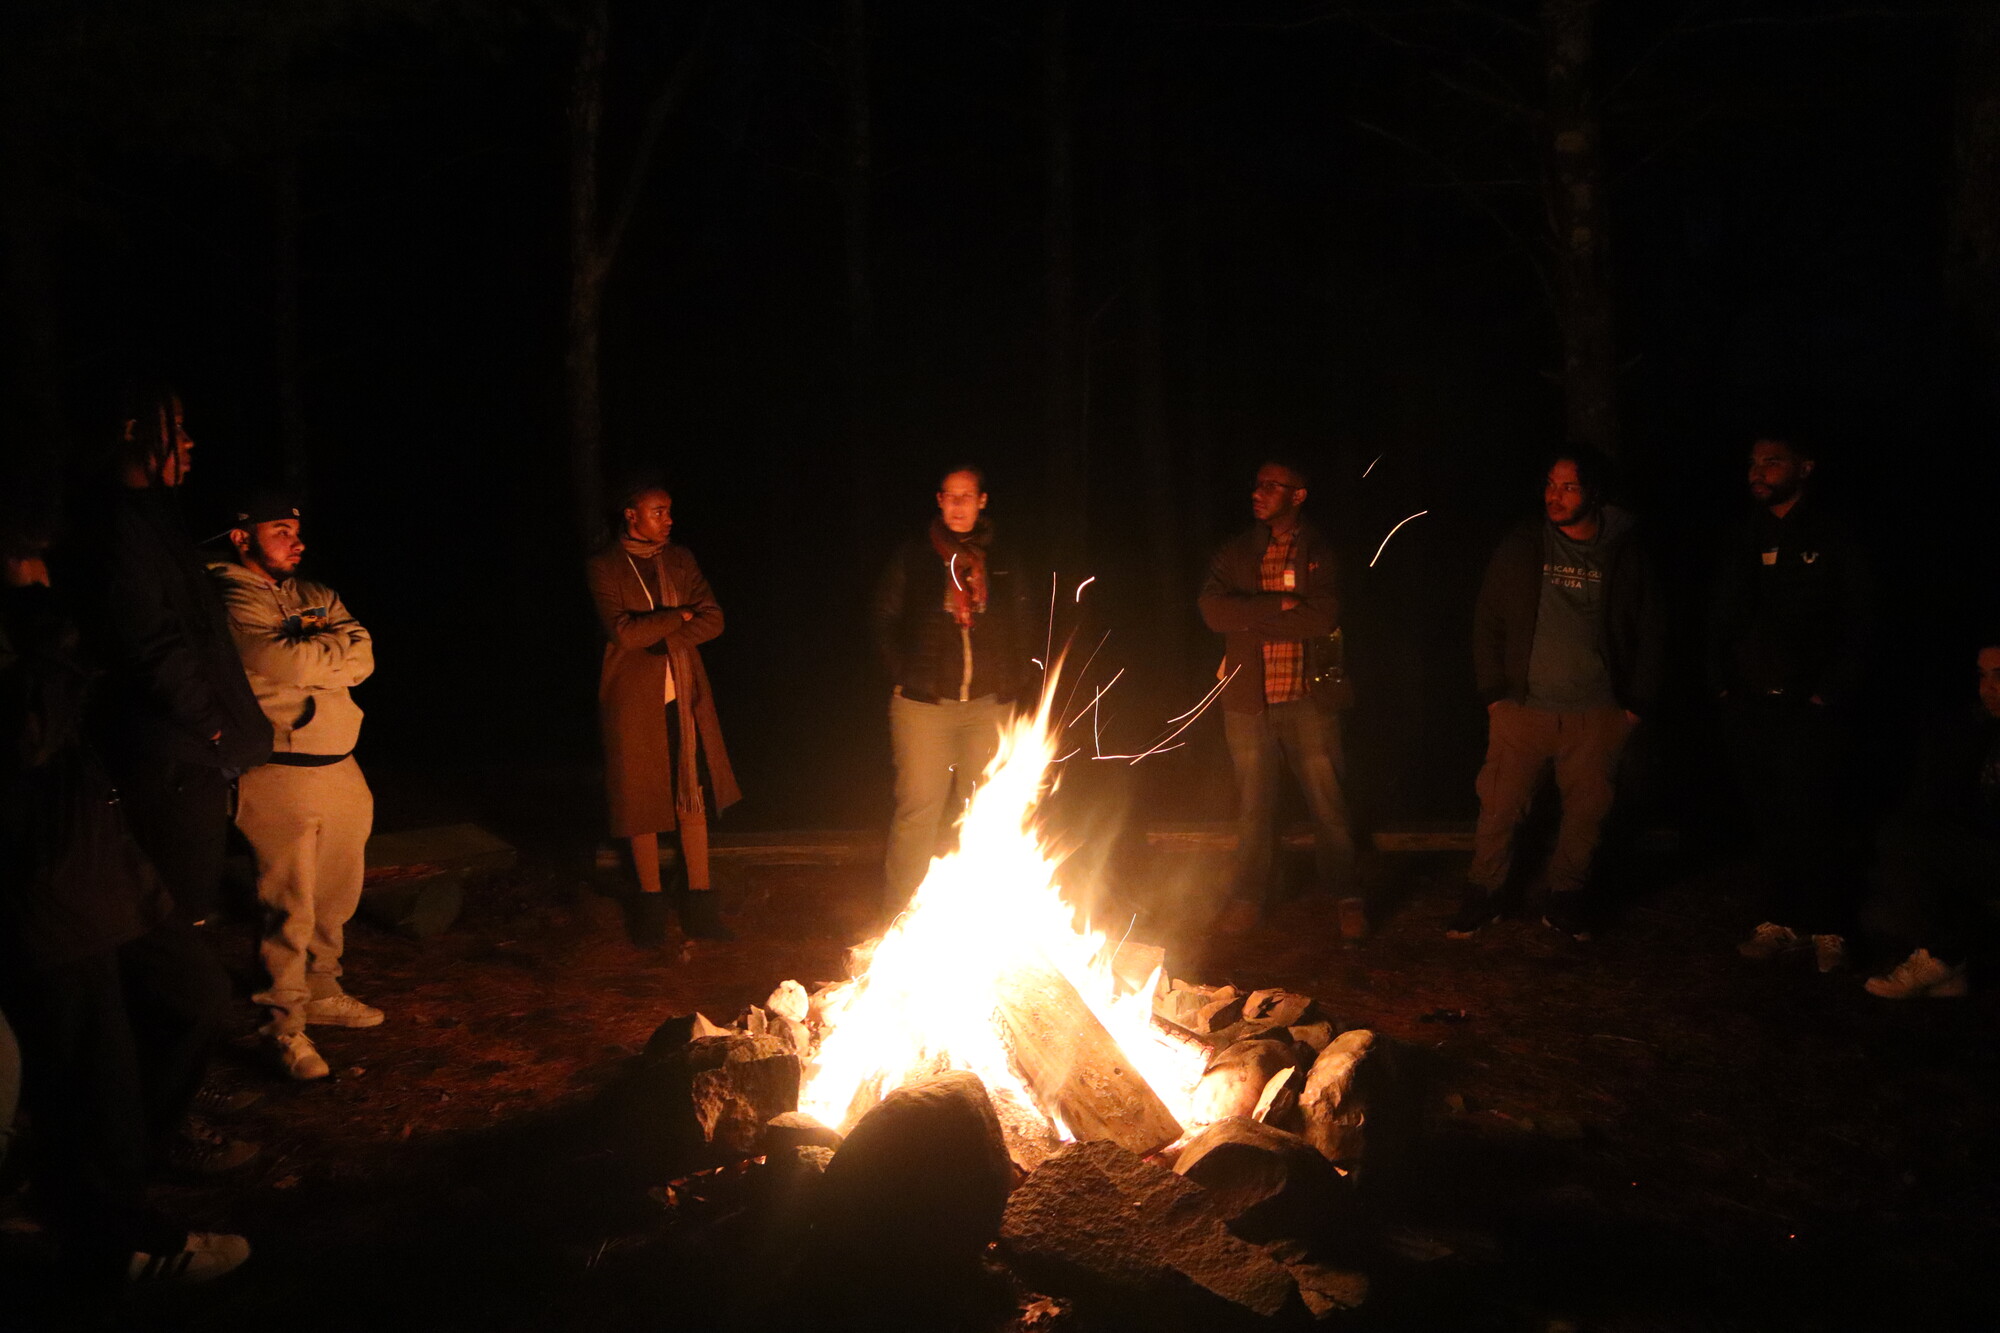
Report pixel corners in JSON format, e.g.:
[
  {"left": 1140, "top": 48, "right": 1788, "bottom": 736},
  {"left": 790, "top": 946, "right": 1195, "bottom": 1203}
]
[{"left": 207, "top": 560, "right": 374, "bottom": 758}]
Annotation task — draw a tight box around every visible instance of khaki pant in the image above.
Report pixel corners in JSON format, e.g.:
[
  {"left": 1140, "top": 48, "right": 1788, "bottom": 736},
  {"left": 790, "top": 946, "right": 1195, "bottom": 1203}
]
[
  {"left": 235, "top": 757, "right": 373, "bottom": 1036},
  {"left": 1469, "top": 702, "right": 1631, "bottom": 897}
]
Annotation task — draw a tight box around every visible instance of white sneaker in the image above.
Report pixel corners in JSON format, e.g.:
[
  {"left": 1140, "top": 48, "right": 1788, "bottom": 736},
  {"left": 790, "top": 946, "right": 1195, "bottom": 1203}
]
[
  {"left": 273, "top": 1032, "right": 330, "bottom": 1081},
  {"left": 1736, "top": 922, "right": 1802, "bottom": 961},
  {"left": 1811, "top": 934, "right": 1847, "bottom": 974},
  {"left": 1865, "top": 948, "right": 1969, "bottom": 1000},
  {"left": 302, "top": 993, "right": 385, "bottom": 1028},
  {"left": 127, "top": 1231, "right": 251, "bottom": 1284}
]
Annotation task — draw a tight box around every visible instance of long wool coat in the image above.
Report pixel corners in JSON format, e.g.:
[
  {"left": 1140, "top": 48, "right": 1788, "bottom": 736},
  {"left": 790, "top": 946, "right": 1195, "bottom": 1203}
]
[{"left": 586, "top": 543, "right": 740, "bottom": 837}]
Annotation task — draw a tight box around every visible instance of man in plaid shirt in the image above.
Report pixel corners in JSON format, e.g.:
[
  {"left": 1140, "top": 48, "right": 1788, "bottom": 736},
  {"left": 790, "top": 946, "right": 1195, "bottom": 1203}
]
[{"left": 1199, "top": 460, "right": 1363, "bottom": 937}]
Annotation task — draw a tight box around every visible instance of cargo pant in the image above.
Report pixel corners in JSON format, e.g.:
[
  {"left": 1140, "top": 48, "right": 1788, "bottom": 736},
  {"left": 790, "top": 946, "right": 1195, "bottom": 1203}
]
[
  {"left": 1469, "top": 701, "right": 1632, "bottom": 898},
  {"left": 235, "top": 757, "right": 373, "bottom": 1037}
]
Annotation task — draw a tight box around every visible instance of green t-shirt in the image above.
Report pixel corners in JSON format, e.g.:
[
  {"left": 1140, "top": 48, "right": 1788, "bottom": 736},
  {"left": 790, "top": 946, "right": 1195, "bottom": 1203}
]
[{"left": 1525, "top": 523, "right": 1616, "bottom": 711}]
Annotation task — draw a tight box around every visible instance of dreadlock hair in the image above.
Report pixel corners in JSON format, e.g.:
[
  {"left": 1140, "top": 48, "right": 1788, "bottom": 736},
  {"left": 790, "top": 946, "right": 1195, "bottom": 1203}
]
[{"left": 110, "top": 376, "right": 182, "bottom": 480}]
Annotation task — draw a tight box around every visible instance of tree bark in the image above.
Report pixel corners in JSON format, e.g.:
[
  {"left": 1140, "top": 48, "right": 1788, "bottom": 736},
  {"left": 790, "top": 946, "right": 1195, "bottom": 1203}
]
[
  {"left": 272, "top": 144, "right": 308, "bottom": 490},
  {"left": 1541, "top": 0, "right": 1618, "bottom": 458},
  {"left": 1042, "top": 0, "right": 1084, "bottom": 560},
  {"left": 567, "top": 0, "right": 611, "bottom": 552},
  {"left": 1125, "top": 12, "right": 1181, "bottom": 653},
  {"left": 1949, "top": 1, "right": 2000, "bottom": 413},
  {"left": 841, "top": 0, "right": 879, "bottom": 536}
]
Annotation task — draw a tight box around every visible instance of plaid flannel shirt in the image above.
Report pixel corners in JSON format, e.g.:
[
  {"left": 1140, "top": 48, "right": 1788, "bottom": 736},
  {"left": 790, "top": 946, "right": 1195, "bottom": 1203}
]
[{"left": 1259, "top": 529, "right": 1306, "bottom": 704}]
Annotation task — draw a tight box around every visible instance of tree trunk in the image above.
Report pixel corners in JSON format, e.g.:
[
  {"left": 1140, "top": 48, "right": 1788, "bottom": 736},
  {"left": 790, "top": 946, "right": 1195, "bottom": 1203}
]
[
  {"left": 1541, "top": 0, "right": 1618, "bottom": 458},
  {"left": 1125, "top": 12, "right": 1181, "bottom": 655},
  {"left": 0, "top": 48, "right": 64, "bottom": 459},
  {"left": 841, "top": 0, "right": 878, "bottom": 536},
  {"left": 568, "top": 0, "right": 611, "bottom": 551},
  {"left": 1949, "top": 1, "right": 2000, "bottom": 415},
  {"left": 272, "top": 144, "right": 308, "bottom": 490},
  {"left": 1042, "top": 0, "right": 1084, "bottom": 562}
]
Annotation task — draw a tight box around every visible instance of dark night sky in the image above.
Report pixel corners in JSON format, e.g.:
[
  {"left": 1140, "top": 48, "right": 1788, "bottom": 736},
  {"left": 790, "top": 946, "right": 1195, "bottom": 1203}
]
[{"left": 7, "top": 0, "right": 1993, "bottom": 835}]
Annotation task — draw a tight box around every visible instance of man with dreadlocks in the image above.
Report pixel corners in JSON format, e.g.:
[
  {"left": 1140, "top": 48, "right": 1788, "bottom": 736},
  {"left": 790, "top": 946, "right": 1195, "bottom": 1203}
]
[
  {"left": 68, "top": 383, "right": 272, "bottom": 928},
  {"left": 871, "top": 466, "right": 1032, "bottom": 923}
]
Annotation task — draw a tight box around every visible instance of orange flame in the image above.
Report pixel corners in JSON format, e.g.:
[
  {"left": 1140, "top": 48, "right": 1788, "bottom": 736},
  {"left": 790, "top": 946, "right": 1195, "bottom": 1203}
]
[{"left": 800, "top": 683, "right": 1206, "bottom": 1140}]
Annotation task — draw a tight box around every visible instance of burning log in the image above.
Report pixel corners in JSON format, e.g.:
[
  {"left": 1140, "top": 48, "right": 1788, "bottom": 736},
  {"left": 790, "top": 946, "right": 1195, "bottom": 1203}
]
[{"left": 992, "top": 955, "right": 1183, "bottom": 1156}]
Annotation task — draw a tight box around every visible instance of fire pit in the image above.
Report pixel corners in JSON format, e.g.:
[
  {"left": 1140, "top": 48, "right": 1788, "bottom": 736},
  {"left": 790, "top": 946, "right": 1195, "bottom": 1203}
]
[{"left": 624, "top": 693, "right": 1386, "bottom": 1326}]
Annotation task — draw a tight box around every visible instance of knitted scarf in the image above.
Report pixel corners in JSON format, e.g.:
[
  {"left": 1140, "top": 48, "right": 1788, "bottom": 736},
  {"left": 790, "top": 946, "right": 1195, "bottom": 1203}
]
[{"left": 928, "top": 516, "right": 992, "bottom": 629}]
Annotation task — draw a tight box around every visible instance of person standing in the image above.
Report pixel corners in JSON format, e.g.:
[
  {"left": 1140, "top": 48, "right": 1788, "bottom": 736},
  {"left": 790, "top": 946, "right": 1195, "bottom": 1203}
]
[
  {"left": 1, "top": 493, "right": 251, "bottom": 1285},
  {"left": 1199, "top": 460, "right": 1365, "bottom": 937},
  {"left": 210, "top": 494, "right": 381, "bottom": 1081},
  {"left": 67, "top": 383, "right": 272, "bottom": 926},
  {"left": 586, "top": 481, "right": 740, "bottom": 948},
  {"left": 1450, "top": 452, "right": 1662, "bottom": 942},
  {"left": 873, "top": 467, "right": 1031, "bottom": 921},
  {"left": 1709, "top": 433, "right": 1873, "bottom": 971},
  {"left": 1858, "top": 636, "right": 2000, "bottom": 999}
]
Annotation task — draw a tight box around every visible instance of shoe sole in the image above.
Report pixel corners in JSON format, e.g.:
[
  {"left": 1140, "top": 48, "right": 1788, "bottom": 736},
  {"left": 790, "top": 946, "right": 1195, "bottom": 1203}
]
[{"left": 303, "top": 1010, "right": 384, "bottom": 1029}]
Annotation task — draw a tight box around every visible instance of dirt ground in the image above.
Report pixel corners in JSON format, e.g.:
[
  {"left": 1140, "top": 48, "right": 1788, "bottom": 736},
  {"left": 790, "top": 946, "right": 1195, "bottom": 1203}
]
[{"left": 3, "top": 817, "right": 1994, "bottom": 1332}]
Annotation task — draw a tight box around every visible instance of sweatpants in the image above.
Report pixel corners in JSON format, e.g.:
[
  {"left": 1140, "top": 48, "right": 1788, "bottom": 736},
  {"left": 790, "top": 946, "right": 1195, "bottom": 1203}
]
[{"left": 235, "top": 757, "right": 373, "bottom": 1037}]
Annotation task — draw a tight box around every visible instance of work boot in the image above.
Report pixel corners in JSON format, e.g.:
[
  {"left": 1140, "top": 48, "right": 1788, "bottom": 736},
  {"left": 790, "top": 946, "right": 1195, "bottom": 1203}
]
[
  {"left": 1864, "top": 948, "right": 1968, "bottom": 999},
  {"left": 191, "top": 1083, "right": 263, "bottom": 1117},
  {"left": 1336, "top": 896, "right": 1369, "bottom": 944},
  {"left": 1445, "top": 888, "right": 1497, "bottom": 939},
  {"left": 1736, "top": 921, "right": 1803, "bottom": 961},
  {"left": 1811, "top": 933, "right": 1847, "bottom": 974},
  {"left": 1541, "top": 892, "right": 1591, "bottom": 943},
  {"left": 161, "top": 1122, "right": 260, "bottom": 1178},
  {"left": 680, "top": 890, "right": 735, "bottom": 942},
  {"left": 625, "top": 890, "right": 673, "bottom": 948}
]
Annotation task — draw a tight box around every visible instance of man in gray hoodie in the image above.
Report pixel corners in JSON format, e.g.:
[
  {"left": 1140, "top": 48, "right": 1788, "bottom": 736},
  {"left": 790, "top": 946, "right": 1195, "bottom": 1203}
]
[{"left": 210, "top": 496, "right": 378, "bottom": 1081}]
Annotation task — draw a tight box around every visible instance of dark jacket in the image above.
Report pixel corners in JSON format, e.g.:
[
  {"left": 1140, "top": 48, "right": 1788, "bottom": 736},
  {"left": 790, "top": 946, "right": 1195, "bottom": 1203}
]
[
  {"left": 1472, "top": 509, "right": 1664, "bottom": 715},
  {"left": 1706, "top": 494, "right": 1873, "bottom": 706},
  {"left": 1899, "top": 706, "right": 2000, "bottom": 840},
  {"left": 1198, "top": 520, "right": 1340, "bottom": 715},
  {"left": 67, "top": 488, "right": 271, "bottom": 770},
  {"left": 0, "top": 585, "right": 172, "bottom": 973},
  {"left": 872, "top": 529, "right": 1031, "bottom": 704}
]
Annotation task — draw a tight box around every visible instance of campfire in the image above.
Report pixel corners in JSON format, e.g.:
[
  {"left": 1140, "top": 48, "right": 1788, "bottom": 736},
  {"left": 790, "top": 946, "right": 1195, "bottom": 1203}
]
[
  {"left": 619, "top": 678, "right": 1385, "bottom": 1325},
  {"left": 798, "top": 688, "right": 1204, "bottom": 1160}
]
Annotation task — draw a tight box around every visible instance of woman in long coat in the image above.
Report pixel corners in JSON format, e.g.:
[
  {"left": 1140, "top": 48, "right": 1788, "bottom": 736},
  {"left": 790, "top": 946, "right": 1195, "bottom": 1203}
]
[{"left": 585, "top": 483, "right": 740, "bottom": 944}]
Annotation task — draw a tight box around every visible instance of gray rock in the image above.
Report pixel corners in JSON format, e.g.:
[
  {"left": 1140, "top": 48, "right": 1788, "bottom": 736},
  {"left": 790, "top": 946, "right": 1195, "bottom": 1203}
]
[
  {"left": 690, "top": 1050, "right": 801, "bottom": 1155},
  {"left": 1240, "top": 990, "right": 1315, "bottom": 1030},
  {"left": 761, "top": 1110, "right": 844, "bottom": 1156},
  {"left": 1286, "top": 1021, "right": 1335, "bottom": 1052},
  {"left": 1299, "top": 1029, "right": 1378, "bottom": 1166},
  {"left": 1193, "top": 988, "right": 1247, "bottom": 1034},
  {"left": 813, "top": 1069, "right": 1015, "bottom": 1270},
  {"left": 1173, "top": 1117, "right": 1349, "bottom": 1248},
  {"left": 1001, "top": 1139, "right": 1306, "bottom": 1326},
  {"left": 1192, "top": 1039, "right": 1304, "bottom": 1126}
]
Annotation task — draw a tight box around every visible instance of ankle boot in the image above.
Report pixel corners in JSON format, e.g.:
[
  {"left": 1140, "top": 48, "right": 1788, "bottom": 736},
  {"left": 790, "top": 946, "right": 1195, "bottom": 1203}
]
[{"left": 680, "top": 889, "right": 735, "bottom": 941}]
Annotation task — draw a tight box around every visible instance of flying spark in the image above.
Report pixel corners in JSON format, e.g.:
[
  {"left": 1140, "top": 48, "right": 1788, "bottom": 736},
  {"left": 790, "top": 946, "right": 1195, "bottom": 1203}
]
[
  {"left": 1369, "top": 510, "right": 1429, "bottom": 568},
  {"left": 1073, "top": 575, "right": 1097, "bottom": 603},
  {"left": 1363, "top": 453, "right": 1382, "bottom": 478}
]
